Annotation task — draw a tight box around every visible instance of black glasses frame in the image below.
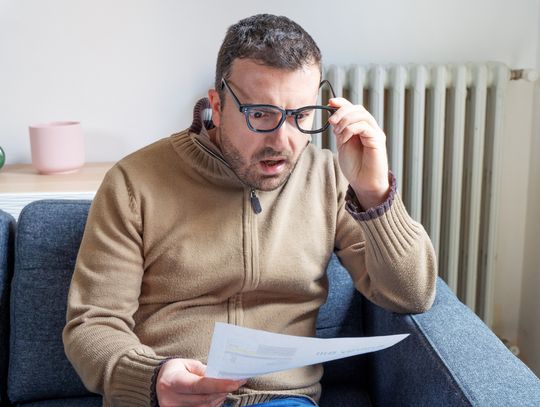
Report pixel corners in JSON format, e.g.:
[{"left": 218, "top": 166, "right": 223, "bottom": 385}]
[{"left": 221, "top": 78, "right": 337, "bottom": 134}]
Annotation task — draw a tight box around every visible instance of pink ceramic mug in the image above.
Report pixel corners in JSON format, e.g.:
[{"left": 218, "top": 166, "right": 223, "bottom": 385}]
[{"left": 29, "top": 121, "right": 85, "bottom": 174}]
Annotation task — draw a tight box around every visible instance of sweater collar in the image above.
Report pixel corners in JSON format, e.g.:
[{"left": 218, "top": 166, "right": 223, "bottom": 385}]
[
  {"left": 188, "top": 98, "right": 227, "bottom": 164},
  {"left": 169, "top": 98, "right": 241, "bottom": 185},
  {"left": 171, "top": 98, "right": 311, "bottom": 193}
]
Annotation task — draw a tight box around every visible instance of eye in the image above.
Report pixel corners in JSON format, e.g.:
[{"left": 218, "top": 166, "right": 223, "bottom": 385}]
[
  {"left": 252, "top": 111, "right": 266, "bottom": 119},
  {"left": 248, "top": 108, "right": 278, "bottom": 120},
  {"left": 296, "top": 110, "right": 314, "bottom": 121}
]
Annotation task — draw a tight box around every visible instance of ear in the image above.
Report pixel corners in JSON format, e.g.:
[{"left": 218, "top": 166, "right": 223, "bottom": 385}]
[{"left": 208, "top": 89, "right": 222, "bottom": 127}]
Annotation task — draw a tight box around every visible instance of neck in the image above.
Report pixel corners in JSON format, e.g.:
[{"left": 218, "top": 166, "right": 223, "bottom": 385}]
[{"left": 207, "top": 127, "right": 219, "bottom": 145}]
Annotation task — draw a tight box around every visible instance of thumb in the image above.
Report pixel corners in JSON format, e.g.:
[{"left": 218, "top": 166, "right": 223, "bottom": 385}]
[{"left": 185, "top": 359, "right": 207, "bottom": 377}]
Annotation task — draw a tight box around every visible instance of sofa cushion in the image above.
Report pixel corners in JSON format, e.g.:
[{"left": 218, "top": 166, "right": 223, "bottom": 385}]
[
  {"left": 8, "top": 200, "right": 97, "bottom": 403},
  {"left": 316, "top": 253, "right": 363, "bottom": 338},
  {"left": 0, "top": 209, "right": 16, "bottom": 405},
  {"left": 15, "top": 395, "right": 102, "bottom": 407},
  {"left": 319, "top": 384, "right": 371, "bottom": 407},
  {"left": 316, "top": 254, "right": 368, "bottom": 390}
]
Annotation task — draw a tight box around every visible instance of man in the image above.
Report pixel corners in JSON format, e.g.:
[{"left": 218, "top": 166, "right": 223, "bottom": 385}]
[{"left": 63, "top": 14, "right": 436, "bottom": 407}]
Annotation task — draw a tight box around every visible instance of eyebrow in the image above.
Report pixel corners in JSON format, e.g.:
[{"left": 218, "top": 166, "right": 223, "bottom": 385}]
[{"left": 229, "top": 83, "right": 320, "bottom": 109}]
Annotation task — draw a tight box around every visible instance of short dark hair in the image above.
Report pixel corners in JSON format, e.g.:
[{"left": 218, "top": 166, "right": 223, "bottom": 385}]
[{"left": 215, "top": 14, "right": 322, "bottom": 101}]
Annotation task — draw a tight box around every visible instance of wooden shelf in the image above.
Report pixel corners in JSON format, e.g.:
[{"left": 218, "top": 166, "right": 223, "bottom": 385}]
[
  {"left": 0, "top": 162, "right": 113, "bottom": 193},
  {"left": 0, "top": 162, "right": 114, "bottom": 219}
]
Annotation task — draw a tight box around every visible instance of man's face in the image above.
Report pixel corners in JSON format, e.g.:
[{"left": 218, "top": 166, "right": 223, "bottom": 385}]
[{"left": 209, "top": 59, "right": 321, "bottom": 191}]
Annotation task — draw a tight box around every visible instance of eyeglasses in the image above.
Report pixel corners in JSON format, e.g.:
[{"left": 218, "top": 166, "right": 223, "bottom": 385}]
[{"left": 221, "top": 78, "right": 337, "bottom": 134}]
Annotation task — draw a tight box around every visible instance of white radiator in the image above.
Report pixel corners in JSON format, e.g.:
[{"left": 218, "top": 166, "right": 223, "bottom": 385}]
[{"left": 317, "top": 62, "right": 517, "bottom": 325}]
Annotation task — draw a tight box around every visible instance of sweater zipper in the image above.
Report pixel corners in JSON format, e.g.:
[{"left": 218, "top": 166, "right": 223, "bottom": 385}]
[
  {"left": 250, "top": 189, "right": 262, "bottom": 214},
  {"left": 193, "top": 137, "right": 262, "bottom": 214}
]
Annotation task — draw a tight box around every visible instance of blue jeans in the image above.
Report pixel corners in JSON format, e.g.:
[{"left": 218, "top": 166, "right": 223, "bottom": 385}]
[{"left": 224, "top": 397, "right": 316, "bottom": 407}]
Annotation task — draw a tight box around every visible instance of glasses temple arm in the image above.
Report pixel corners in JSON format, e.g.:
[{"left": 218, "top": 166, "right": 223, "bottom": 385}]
[{"left": 319, "top": 79, "right": 337, "bottom": 99}]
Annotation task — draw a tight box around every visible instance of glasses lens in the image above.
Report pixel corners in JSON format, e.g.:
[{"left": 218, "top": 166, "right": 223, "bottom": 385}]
[
  {"left": 296, "top": 107, "right": 333, "bottom": 133},
  {"left": 246, "top": 106, "right": 284, "bottom": 132}
]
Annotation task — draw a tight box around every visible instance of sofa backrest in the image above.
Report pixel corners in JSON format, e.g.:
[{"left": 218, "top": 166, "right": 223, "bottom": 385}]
[
  {"left": 8, "top": 200, "right": 96, "bottom": 404},
  {"left": 316, "top": 254, "right": 364, "bottom": 338},
  {"left": 316, "top": 254, "right": 368, "bottom": 389},
  {"left": 0, "top": 209, "right": 16, "bottom": 405}
]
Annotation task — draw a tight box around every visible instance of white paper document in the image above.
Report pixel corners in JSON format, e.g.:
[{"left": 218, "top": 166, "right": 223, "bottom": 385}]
[{"left": 205, "top": 322, "right": 408, "bottom": 379}]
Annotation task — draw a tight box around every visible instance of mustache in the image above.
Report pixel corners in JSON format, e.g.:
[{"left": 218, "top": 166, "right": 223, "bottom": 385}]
[{"left": 252, "top": 148, "right": 292, "bottom": 162}]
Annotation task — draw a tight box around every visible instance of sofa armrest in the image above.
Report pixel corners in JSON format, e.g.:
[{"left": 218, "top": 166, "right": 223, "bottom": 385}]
[
  {"left": 0, "top": 209, "right": 16, "bottom": 407},
  {"left": 363, "top": 277, "right": 540, "bottom": 407}
]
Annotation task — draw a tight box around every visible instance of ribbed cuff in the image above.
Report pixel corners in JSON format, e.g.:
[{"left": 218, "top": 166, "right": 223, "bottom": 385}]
[
  {"left": 354, "top": 191, "right": 435, "bottom": 312},
  {"left": 345, "top": 172, "right": 397, "bottom": 221},
  {"left": 150, "top": 356, "right": 182, "bottom": 407},
  {"left": 108, "top": 349, "right": 169, "bottom": 407}
]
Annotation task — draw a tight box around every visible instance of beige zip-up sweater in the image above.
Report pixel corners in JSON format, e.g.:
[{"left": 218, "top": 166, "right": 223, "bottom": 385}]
[{"left": 63, "top": 107, "right": 437, "bottom": 407}]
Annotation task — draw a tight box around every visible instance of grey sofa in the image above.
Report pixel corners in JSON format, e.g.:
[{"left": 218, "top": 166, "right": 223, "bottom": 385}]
[
  {"left": 0, "top": 208, "right": 15, "bottom": 406},
  {"left": 1, "top": 200, "right": 539, "bottom": 407}
]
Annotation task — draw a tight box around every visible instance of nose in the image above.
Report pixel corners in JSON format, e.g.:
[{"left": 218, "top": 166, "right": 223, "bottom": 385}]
[{"left": 264, "top": 117, "right": 297, "bottom": 151}]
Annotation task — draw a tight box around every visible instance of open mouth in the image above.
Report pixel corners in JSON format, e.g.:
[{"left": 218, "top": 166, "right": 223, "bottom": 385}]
[
  {"left": 259, "top": 159, "right": 287, "bottom": 175},
  {"left": 261, "top": 159, "right": 285, "bottom": 167}
]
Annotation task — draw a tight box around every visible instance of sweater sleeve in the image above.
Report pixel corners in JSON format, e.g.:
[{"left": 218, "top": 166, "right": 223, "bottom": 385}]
[
  {"left": 63, "top": 164, "right": 168, "bottom": 406},
  {"left": 334, "top": 163, "right": 437, "bottom": 313}
]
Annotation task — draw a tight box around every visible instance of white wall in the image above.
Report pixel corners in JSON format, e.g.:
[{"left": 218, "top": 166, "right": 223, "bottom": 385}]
[
  {"left": 519, "top": 4, "right": 540, "bottom": 376},
  {"left": 493, "top": 80, "right": 535, "bottom": 348},
  {"left": 1, "top": 0, "right": 538, "bottom": 163},
  {"left": 1, "top": 0, "right": 539, "bottom": 370}
]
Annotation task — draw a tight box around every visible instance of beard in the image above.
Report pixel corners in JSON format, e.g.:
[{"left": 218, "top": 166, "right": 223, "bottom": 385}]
[{"left": 217, "top": 127, "right": 306, "bottom": 192}]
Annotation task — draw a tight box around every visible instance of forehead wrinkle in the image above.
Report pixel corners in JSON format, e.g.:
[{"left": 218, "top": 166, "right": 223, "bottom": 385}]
[
  {"left": 228, "top": 79, "right": 320, "bottom": 109},
  {"left": 227, "top": 60, "right": 320, "bottom": 109}
]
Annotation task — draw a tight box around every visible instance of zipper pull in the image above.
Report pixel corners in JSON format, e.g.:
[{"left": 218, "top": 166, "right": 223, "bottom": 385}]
[{"left": 250, "top": 189, "right": 262, "bottom": 214}]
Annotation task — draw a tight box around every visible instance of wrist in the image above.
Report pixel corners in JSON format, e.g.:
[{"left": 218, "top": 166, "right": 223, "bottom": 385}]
[
  {"left": 351, "top": 176, "right": 391, "bottom": 210},
  {"left": 151, "top": 356, "right": 180, "bottom": 407},
  {"left": 345, "top": 172, "right": 397, "bottom": 221}
]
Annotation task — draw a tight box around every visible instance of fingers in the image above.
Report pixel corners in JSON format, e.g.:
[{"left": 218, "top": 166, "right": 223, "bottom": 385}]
[
  {"left": 185, "top": 359, "right": 207, "bottom": 376},
  {"left": 328, "top": 98, "right": 385, "bottom": 149},
  {"left": 182, "top": 360, "right": 240, "bottom": 394},
  {"left": 157, "top": 358, "right": 245, "bottom": 407},
  {"left": 328, "top": 97, "right": 380, "bottom": 130},
  {"left": 334, "top": 122, "right": 385, "bottom": 150},
  {"left": 327, "top": 96, "right": 390, "bottom": 207},
  {"left": 185, "top": 376, "right": 245, "bottom": 395}
]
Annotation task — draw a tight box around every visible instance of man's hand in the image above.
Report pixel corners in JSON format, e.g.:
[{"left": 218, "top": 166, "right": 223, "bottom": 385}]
[
  {"left": 328, "top": 97, "right": 390, "bottom": 210},
  {"left": 156, "top": 358, "right": 246, "bottom": 407}
]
